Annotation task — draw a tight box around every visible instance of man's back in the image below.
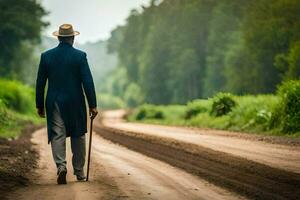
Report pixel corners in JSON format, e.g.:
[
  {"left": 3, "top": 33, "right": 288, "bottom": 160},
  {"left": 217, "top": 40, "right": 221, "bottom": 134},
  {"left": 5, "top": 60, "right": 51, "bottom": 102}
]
[
  {"left": 36, "top": 41, "right": 97, "bottom": 142},
  {"left": 35, "top": 24, "right": 98, "bottom": 184},
  {"left": 44, "top": 43, "right": 83, "bottom": 93},
  {"left": 41, "top": 42, "right": 88, "bottom": 105}
]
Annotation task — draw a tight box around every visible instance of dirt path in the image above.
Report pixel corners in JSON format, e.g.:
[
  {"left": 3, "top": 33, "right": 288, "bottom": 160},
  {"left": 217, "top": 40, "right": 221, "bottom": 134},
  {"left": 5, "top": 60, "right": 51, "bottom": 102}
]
[
  {"left": 7, "top": 128, "right": 121, "bottom": 200},
  {"left": 96, "top": 125, "right": 300, "bottom": 200},
  {"left": 102, "top": 111, "right": 300, "bottom": 174},
  {"left": 7, "top": 128, "right": 244, "bottom": 200}
]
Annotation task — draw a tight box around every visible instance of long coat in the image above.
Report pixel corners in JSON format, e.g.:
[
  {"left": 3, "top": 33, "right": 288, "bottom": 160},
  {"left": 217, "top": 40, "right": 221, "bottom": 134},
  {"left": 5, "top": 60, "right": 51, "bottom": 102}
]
[{"left": 36, "top": 42, "right": 97, "bottom": 143}]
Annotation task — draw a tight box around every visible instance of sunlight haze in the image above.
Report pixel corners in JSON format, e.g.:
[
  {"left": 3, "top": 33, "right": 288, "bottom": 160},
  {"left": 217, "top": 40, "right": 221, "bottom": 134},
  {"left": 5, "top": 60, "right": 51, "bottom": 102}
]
[{"left": 41, "top": 0, "right": 150, "bottom": 44}]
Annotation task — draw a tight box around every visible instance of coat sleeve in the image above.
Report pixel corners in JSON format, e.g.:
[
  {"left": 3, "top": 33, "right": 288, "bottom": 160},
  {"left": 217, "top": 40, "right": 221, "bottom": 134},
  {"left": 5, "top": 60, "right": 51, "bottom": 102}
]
[
  {"left": 36, "top": 53, "right": 48, "bottom": 109},
  {"left": 80, "top": 52, "right": 97, "bottom": 108}
]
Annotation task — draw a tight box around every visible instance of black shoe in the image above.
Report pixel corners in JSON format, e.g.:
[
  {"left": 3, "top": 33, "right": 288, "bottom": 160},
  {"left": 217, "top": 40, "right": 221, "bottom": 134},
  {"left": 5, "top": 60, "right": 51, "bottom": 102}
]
[
  {"left": 76, "top": 174, "right": 86, "bottom": 181},
  {"left": 57, "top": 169, "right": 67, "bottom": 184}
]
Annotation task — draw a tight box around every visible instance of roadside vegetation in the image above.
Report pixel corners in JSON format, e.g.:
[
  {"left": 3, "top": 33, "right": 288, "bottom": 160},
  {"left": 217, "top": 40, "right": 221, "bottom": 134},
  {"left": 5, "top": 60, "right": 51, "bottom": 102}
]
[
  {"left": 0, "top": 79, "right": 41, "bottom": 138},
  {"left": 0, "top": 0, "right": 46, "bottom": 138},
  {"left": 129, "top": 80, "right": 300, "bottom": 137},
  {"left": 105, "top": 0, "right": 300, "bottom": 107}
]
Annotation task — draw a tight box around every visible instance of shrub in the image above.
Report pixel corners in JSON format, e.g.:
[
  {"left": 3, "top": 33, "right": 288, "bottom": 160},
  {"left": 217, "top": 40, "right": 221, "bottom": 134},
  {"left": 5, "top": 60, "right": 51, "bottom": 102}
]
[
  {"left": 185, "top": 99, "right": 211, "bottom": 119},
  {"left": 135, "top": 107, "right": 147, "bottom": 120},
  {"left": 229, "top": 95, "right": 278, "bottom": 131},
  {"left": 275, "top": 80, "right": 300, "bottom": 133},
  {"left": 211, "top": 93, "right": 236, "bottom": 117},
  {"left": 0, "top": 99, "right": 8, "bottom": 123},
  {"left": 188, "top": 113, "right": 230, "bottom": 129},
  {"left": 0, "top": 79, "right": 34, "bottom": 114},
  {"left": 97, "top": 93, "right": 126, "bottom": 110},
  {"left": 124, "top": 83, "right": 144, "bottom": 108},
  {"left": 135, "top": 104, "right": 164, "bottom": 120}
]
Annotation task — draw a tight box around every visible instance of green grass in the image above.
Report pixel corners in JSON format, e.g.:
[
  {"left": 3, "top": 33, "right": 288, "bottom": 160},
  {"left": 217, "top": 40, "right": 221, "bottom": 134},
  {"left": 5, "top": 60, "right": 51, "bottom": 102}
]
[
  {"left": 128, "top": 104, "right": 186, "bottom": 125},
  {"left": 129, "top": 93, "right": 300, "bottom": 137},
  {"left": 0, "top": 79, "right": 43, "bottom": 138}
]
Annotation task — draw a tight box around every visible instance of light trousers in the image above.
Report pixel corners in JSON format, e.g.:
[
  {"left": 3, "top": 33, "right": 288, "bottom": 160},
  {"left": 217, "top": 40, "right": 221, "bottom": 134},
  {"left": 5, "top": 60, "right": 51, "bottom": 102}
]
[{"left": 50, "top": 102, "right": 86, "bottom": 176}]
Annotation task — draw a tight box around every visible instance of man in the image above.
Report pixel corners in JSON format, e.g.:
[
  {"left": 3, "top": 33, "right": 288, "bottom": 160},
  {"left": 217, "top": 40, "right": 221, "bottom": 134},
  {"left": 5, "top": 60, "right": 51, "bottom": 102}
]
[{"left": 36, "top": 24, "right": 98, "bottom": 184}]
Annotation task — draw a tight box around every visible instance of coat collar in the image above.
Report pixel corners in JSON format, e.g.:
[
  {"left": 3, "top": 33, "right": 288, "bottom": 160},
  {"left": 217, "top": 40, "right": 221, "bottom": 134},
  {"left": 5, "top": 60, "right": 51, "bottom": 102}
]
[{"left": 58, "top": 42, "right": 73, "bottom": 48}]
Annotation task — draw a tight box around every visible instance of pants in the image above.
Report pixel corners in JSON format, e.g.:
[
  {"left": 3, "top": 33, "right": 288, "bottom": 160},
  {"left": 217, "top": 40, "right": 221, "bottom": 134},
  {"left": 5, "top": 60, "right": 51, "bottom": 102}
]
[{"left": 50, "top": 102, "right": 86, "bottom": 176}]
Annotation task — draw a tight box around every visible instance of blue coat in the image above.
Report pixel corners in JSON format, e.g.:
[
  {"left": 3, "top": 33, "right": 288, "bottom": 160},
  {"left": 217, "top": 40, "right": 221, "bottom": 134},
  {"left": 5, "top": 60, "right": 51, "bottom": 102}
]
[{"left": 36, "top": 42, "right": 97, "bottom": 143}]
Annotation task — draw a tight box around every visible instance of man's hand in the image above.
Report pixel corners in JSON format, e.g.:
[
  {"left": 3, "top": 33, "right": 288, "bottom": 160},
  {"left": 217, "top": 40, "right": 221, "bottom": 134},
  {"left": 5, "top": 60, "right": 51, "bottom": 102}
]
[
  {"left": 37, "top": 108, "right": 45, "bottom": 118},
  {"left": 89, "top": 107, "right": 98, "bottom": 120}
]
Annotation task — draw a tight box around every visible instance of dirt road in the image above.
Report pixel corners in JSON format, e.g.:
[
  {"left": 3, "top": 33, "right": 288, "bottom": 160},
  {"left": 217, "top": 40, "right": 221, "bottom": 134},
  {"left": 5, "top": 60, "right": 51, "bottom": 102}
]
[
  {"left": 8, "top": 128, "right": 244, "bottom": 200},
  {"left": 102, "top": 110, "right": 300, "bottom": 174}
]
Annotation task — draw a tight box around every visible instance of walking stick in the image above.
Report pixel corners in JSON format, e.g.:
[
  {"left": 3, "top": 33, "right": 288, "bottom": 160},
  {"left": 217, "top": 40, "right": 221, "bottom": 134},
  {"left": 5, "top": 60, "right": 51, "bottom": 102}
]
[{"left": 86, "top": 114, "right": 94, "bottom": 181}]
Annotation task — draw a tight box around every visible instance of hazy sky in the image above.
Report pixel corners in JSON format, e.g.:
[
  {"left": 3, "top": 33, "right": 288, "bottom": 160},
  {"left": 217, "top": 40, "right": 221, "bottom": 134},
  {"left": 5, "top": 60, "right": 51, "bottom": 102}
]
[{"left": 41, "top": 0, "right": 150, "bottom": 44}]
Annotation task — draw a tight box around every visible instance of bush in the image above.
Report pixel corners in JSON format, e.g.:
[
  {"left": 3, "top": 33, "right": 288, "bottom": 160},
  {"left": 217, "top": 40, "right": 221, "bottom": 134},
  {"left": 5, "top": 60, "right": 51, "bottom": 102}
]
[
  {"left": 211, "top": 93, "right": 236, "bottom": 117},
  {"left": 0, "top": 80, "right": 42, "bottom": 138},
  {"left": 124, "top": 83, "right": 144, "bottom": 108},
  {"left": 275, "top": 80, "right": 300, "bottom": 133},
  {"left": 0, "top": 98, "right": 27, "bottom": 138},
  {"left": 97, "top": 93, "right": 126, "bottom": 110},
  {"left": 229, "top": 95, "right": 278, "bottom": 131},
  {"left": 0, "top": 79, "right": 34, "bottom": 114},
  {"left": 185, "top": 99, "right": 211, "bottom": 119},
  {"left": 135, "top": 104, "right": 164, "bottom": 120},
  {"left": 189, "top": 113, "right": 230, "bottom": 129},
  {"left": 0, "top": 99, "right": 8, "bottom": 123},
  {"left": 135, "top": 107, "right": 147, "bottom": 120}
]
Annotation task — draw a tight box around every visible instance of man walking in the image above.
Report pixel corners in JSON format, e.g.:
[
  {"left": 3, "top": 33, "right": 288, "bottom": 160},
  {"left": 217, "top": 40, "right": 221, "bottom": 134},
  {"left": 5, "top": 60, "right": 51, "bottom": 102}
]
[{"left": 36, "top": 24, "right": 98, "bottom": 184}]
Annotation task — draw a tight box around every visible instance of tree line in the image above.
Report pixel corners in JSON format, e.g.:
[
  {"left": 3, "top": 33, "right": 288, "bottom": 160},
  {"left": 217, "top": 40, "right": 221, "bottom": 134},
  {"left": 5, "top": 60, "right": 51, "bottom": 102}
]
[
  {"left": 0, "top": 0, "right": 47, "bottom": 84},
  {"left": 105, "top": 0, "right": 300, "bottom": 105}
]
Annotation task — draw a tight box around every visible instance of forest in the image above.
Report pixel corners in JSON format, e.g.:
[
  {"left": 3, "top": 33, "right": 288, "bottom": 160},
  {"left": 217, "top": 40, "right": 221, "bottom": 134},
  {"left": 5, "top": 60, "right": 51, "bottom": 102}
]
[
  {"left": 104, "top": 0, "right": 300, "bottom": 105},
  {"left": 0, "top": 0, "right": 300, "bottom": 136}
]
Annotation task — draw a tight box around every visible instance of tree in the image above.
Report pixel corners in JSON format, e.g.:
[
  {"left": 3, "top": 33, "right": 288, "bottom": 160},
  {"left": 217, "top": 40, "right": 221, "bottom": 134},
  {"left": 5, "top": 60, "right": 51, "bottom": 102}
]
[
  {"left": 203, "top": 0, "right": 247, "bottom": 97},
  {"left": 106, "top": 0, "right": 300, "bottom": 105},
  {"left": 124, "top": 83, "right": 144, "bottom": 107},
  {"left": 0, "top": 0, "right": 47, "bottom": 80}
]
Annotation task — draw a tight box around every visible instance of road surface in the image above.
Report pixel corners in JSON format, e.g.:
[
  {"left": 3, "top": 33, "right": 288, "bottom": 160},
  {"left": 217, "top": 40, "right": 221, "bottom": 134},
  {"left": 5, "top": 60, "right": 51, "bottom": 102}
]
[
  {"left": 102, "top": 110, "right": 300, "bottom": 173},
  {"left": 7, "top": 128, "right": 244, "bottom": 200}
]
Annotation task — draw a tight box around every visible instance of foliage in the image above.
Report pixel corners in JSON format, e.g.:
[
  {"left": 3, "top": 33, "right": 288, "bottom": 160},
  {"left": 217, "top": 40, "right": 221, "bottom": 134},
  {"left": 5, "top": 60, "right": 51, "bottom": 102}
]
[
  {"left": 0, "top": 80, "right": 41, "bottom": 138},
  {"left": 0, "top": 99, "right": 7, "bottom": 124},
  {"left": 0, "top": 102, "right": 22, "bottom": 138},
  {"left": 129, "top": 92, "right": 297, "bottom": 135},
  {"left": 229, "top": 95, "right": 279, "bottom": 131},
  {"left": 124, "top": 83, "right": 144, "bottom": 108},
  {"left": 107, "top": 0, "right": 300, "bottom": 104},
  {"left": 0, "top": 0, "right": 48, "bottom": 81},
  {"left": 134, "top": 104, "right": 165, "bottom": 120},
  {"left": 273, "top": 80, "right": 300, "bottom": 133},
  {"left": 130, "top": 104, "right": 186, "bottom": 125},
  {"left": 185, "top": 99, "right": 211, "bottom": 119},
  {"left": 102, "top": 67, "right": 130, "bottom": 98},
  {"left": 211, "top": 93, "right": 236, "bottom": 117},
  {"left": 203, "top": 0, "right": 247, "bottom": 97},
  {"left": 78, "top": 40, "right": 118, "bottom": 93},
  {"left": 97, "top": 93, "right": 126, "bottom": 110},
  {"left": 189, "top": 113, "right": 230, "bottom": 130},
  {"left": 275, "top": 42, "right": 300, "bottom": 80},
  {"left": 0, "top": 79, "right": 35, "bottom": 114}
]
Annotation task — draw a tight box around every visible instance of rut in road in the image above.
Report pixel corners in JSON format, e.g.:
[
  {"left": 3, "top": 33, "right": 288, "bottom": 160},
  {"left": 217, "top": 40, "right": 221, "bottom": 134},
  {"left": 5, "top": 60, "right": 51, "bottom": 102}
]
[{"left": 95, "top": 125, "right": 300, "bottom": 200}]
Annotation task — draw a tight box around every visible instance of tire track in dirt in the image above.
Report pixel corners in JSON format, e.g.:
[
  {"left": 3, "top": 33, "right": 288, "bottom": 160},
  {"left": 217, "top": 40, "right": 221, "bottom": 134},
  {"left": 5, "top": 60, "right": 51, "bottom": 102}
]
[
  {"left": 95, "top": 125, "right": 300, "bottom": 200},
  {"left": 92, "top": 135, "right": 244, "bottom": 200}
]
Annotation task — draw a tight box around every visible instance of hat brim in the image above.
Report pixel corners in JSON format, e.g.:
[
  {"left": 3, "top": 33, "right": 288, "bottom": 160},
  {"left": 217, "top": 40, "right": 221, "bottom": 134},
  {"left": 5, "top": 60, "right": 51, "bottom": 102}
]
[{"left": 52, "top": 31, "right": 80, "bottom": 37}]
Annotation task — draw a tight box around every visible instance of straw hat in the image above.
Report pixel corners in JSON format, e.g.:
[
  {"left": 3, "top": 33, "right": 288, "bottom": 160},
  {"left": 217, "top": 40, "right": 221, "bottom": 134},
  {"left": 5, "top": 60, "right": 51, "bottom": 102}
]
[{"left": 52, "top": 24, "right": 80, "bottom": 37}]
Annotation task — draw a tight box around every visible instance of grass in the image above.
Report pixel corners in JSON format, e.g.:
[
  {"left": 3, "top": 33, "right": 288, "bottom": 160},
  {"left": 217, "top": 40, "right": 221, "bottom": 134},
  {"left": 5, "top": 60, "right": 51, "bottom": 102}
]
[
  {"left": 0, "top": 79, "right": 43, "bottom": 138},
  {"left": 129, "top": 93, "right": 300, "bottom": 137}
]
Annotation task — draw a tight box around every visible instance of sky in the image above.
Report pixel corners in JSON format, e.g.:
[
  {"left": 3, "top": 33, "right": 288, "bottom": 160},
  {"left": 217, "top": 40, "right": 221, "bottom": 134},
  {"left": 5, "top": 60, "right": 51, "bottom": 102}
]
[{"left": 41, "top": 0, "right": 150, "bottom": 44}]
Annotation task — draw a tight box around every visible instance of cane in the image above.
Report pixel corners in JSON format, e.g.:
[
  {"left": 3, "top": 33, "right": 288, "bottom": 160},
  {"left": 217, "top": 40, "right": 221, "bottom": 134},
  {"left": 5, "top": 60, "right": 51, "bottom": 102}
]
[{"left": 86, "top": 114, "right": 94, "bottom": 181}]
